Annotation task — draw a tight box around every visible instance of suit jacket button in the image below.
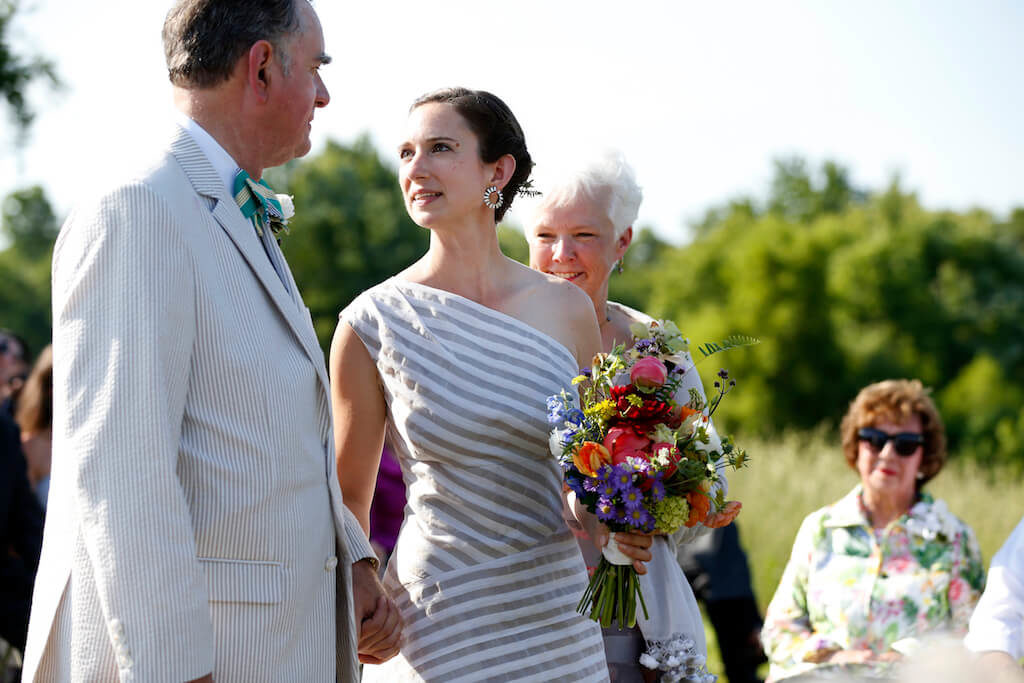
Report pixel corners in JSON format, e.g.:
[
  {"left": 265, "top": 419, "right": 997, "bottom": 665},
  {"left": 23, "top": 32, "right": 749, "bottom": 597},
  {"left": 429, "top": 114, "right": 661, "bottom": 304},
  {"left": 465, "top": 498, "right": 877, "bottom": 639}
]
[{"left": 325, "top": 555, "right": 338, "bottom": 572}]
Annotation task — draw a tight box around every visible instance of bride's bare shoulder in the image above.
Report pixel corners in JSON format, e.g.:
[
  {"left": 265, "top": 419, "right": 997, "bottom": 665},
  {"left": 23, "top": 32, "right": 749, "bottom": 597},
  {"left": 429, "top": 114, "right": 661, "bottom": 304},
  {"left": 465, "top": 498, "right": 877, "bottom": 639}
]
[{"left": 514, "top": 262, "right": 593, "bottom": 318}]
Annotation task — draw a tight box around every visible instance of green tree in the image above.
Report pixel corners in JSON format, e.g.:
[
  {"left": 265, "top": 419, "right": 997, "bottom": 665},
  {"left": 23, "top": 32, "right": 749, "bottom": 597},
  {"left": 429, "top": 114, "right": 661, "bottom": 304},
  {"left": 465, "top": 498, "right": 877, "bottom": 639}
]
[
  {"left": 634, "top": 159, "right": 1024, "bottom": 467},
  {"left": 497, "top": 224, "right": 528, "bottom": 264},
  {"left": 2, "top": 185, "right": 58, "bottom": 258},
  {"left": 0, "top": 184, "right": 59, "bottom": 353},
  {"left": 1, "top": 0, "right": 60, "bottom": 137},
  {"left": 275, "top": 136, "right": 427, "bottom": 349}
]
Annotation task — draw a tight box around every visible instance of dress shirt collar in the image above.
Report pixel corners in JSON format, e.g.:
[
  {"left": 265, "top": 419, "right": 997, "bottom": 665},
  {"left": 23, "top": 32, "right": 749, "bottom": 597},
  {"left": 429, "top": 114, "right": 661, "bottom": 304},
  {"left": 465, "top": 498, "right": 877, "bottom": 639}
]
[{"left": 175, "top": 111, "right": 244, "bottom": 201}]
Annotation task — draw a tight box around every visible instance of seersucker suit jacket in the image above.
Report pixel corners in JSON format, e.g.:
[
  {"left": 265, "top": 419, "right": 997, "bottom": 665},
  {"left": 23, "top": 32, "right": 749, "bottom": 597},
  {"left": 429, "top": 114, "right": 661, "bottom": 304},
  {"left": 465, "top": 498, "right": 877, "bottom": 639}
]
[{"left": 22, "top": 126, "right": 374, "bottom": 682}]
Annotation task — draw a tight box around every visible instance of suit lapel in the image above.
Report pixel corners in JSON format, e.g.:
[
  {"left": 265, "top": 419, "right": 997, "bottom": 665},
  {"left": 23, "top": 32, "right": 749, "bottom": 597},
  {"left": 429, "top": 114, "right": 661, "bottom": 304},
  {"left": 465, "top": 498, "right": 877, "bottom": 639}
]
[{"left": 168, "top": 127, "right": 331, "bottom": 398}]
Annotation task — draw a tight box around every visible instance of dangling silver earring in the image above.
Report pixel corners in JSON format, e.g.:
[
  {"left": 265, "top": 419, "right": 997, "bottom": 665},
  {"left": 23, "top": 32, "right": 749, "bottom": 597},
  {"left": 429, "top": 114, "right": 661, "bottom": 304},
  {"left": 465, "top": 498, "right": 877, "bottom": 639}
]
[
  {"left": 483, "top": 186, "right": 504, "bottom": 210},
  {"left": 615, "top": 260, "right": 624, "bottom": 274}
]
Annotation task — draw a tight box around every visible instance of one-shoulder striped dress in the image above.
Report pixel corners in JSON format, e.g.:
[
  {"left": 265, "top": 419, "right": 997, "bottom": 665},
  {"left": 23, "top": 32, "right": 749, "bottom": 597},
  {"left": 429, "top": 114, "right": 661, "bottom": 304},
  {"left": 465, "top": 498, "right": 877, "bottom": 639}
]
[{"left": 340, "top": 279, "right": 608, "bottom": 682}]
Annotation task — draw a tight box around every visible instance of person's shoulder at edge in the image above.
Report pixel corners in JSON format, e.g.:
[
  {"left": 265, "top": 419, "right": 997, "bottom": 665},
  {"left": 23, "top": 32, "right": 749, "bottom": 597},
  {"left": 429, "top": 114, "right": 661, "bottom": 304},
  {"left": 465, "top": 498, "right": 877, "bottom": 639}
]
[{"left": 607, "top": 299, "right": 653, "bottom": 325}]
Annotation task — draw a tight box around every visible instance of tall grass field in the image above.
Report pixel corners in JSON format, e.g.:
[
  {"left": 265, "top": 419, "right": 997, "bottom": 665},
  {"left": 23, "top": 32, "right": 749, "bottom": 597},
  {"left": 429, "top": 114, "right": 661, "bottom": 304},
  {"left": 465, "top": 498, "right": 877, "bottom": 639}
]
[{"left": 701, "top": 429, "right": 1024, "bottom": 682}]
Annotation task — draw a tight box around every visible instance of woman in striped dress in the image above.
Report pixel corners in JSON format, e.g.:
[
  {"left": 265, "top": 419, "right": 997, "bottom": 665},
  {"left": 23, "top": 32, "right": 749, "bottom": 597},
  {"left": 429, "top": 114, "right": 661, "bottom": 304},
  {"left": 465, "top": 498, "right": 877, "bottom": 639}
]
[{"left": 330, "top": 88, "right": 651, "bottom": 682}]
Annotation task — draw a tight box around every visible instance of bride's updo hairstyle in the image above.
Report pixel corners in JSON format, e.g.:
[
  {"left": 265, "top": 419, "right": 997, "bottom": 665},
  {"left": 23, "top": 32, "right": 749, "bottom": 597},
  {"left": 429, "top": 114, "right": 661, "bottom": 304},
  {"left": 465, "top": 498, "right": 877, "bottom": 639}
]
[{"left": 411, "top": 87, "right": 535, "bottom": 222}]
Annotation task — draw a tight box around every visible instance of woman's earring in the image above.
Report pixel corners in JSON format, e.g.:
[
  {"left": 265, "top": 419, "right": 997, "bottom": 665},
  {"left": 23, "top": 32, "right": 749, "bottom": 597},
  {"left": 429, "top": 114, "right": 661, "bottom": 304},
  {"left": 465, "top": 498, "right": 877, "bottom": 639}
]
[
  {"left": 615, "top": 260, "right": 624, "bottom": 274},
  {"left": 483, "top": 186, "right": 504, "bottom": 210}
]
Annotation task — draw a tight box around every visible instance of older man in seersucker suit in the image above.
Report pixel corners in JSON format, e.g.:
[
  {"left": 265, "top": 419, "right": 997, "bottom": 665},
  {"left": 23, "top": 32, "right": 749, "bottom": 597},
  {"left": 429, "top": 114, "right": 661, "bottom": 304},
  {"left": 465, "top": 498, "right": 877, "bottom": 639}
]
[{"left": 22, "top": 1, "right": 402, "bottom": 680}]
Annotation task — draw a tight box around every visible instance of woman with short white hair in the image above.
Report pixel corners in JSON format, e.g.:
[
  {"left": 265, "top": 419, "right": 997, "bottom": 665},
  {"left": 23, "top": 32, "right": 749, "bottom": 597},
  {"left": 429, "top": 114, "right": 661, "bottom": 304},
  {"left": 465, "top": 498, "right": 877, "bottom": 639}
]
[{"left": 526, "top": 150, "right": 724, "bottom": 682}]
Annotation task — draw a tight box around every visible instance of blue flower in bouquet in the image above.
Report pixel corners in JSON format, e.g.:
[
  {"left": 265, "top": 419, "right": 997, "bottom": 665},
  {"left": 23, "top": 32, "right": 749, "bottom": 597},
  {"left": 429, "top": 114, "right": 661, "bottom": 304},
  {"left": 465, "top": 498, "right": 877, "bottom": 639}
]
[
  {"left": 566, "top": 473, "right": 587, "bottom": 497},
  {"left": 614, "top": 506, "right": 630, "bottom": 525},
  {"left": 634, "top": 338, "right": 655, "bottom": 353},
  {"left": 595, "top": 479, "right": 618, "bottom": 499},
  {"left": 610, "top": 464, "right": 636, "bottom": 493},
  {"left": 596, "top": 497, "right": 617, "bottom": 522},
  {"left": 621, "top": 485, "right": 645, "bottom": 511},
  {"left": 565, "top": 408, "right": 585, "bottom": 426},
  {"left": 560, "top": 429, "right": 578, "bottom": 447},
  {"left": 624, "top": 506, "right": 655, "bottom": 531},
  {"left": 546, "top": 395, "right": 566, "bottom": 426},
  {"left": 649, "top": 477, "right": 666, "bottom": 503}
]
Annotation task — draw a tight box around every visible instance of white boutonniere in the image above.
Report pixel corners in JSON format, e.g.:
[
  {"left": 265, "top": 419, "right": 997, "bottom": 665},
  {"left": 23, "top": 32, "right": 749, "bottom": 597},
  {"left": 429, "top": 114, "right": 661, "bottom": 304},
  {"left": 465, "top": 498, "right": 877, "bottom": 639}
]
[{"left": 265, "top": 193, "right": 294, "bottom": 238}]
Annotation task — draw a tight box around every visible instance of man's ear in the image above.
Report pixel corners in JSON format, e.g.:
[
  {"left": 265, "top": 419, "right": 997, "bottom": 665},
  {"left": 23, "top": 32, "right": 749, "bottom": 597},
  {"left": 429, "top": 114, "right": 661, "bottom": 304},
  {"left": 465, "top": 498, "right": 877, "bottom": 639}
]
[
  {"left": 489, "top": 154, "right": 517, "bottom": 190},
  {"left": 246, "top": 40, "right": 274, "bottom": 103}
]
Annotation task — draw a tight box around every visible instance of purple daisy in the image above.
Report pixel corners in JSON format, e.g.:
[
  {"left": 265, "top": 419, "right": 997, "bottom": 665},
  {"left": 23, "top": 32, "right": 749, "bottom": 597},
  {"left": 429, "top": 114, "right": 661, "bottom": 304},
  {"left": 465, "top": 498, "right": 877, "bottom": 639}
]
[
  {"left": 624, "top": 506, "right": 654, "bottom": 530},
  {"left": 621, "top": 485, "right": 645, "bottom": 512},
  {"left": 596, "top": 497, "right": 617, "bottom": 522},
  {"left": 610, "top": 464, "right": 635, "bottom": 493}
]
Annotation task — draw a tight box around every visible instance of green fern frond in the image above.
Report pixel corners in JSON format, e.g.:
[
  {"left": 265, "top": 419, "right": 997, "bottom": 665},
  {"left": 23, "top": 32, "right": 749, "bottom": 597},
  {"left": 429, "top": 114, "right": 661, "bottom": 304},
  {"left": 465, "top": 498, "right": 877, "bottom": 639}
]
[{"left": 696, "top": 335, "right": 761, "bottom": 360}]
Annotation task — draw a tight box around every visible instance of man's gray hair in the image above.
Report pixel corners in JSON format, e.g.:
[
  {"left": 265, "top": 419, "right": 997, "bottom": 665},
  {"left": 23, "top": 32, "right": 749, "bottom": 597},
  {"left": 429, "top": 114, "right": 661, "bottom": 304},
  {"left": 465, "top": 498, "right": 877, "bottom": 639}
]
[
  {"left": 538, "top": 149, "right": 642, "bottom": 238},
  {"left": 162, "top": 0, "right": 305, "bottom": 88}
]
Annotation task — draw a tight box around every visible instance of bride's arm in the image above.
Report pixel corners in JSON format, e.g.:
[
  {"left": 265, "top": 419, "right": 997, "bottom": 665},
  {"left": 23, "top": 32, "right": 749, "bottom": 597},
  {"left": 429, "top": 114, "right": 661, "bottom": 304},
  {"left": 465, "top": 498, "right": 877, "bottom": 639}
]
[
  {"left": 329, "top": 321, "right": 403, "bottom": 664},
  {"left": 330, "top": 322, "right": 388, "bottom": 537}
]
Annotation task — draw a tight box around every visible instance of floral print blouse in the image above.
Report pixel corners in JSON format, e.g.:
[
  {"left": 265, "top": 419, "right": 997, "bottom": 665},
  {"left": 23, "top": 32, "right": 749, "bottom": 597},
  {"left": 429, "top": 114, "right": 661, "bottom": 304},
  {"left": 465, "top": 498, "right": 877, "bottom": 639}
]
[{"left": 761, "top": 486, "right": 985, "bottom": 681}]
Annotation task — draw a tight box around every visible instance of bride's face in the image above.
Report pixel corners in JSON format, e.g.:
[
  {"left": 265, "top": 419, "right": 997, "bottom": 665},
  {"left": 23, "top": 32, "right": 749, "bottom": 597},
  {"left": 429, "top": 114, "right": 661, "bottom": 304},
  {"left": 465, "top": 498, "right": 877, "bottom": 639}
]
[
  {"left": 398, "top": 102, "right": 492, "bottom": 228},
  {"left": 527, "top": 196, "right": 630, "bottom": 304}
]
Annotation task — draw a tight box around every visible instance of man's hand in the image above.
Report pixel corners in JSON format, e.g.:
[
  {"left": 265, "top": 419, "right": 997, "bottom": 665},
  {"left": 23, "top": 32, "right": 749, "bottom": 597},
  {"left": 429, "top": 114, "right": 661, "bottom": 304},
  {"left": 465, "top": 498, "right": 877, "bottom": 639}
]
[
  {"left": 351, "top": 558, "right": 402, "bottom": 664},
  {"left": 187, "top": 675, "right": 214, "bottom": 683}
]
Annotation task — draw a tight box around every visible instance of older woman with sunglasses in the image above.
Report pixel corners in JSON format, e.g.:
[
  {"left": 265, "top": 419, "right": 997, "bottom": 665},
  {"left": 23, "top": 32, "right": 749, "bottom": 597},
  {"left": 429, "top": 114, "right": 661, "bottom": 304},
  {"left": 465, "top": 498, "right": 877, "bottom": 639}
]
[{"left": 761, "top": 379, "right": 985, "bottom": 681}]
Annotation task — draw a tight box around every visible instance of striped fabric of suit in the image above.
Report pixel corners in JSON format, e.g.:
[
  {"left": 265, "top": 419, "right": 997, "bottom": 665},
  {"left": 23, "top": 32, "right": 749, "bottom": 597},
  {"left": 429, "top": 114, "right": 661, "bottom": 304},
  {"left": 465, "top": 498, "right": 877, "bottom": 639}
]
[{"left": 341, "top": 279, "right": 609, "bottom": 682}]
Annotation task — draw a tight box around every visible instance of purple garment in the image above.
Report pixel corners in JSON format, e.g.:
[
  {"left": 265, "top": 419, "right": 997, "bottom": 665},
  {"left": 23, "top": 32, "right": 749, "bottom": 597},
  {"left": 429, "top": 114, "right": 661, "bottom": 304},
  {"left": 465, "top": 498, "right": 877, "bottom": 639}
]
[{"left": 369, "top": 446, "right": 405, "bottom": 554}]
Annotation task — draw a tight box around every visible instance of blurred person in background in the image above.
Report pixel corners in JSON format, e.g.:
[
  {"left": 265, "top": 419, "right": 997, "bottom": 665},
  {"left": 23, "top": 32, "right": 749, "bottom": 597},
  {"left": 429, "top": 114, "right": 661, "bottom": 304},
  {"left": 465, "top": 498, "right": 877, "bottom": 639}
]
[
  {"left": 0, "top": 331, "right": 30, "bottom": 419},
  {"left": 526, "top": 149, "right": 732, "bottom": 681},
  {"left": 964, "top": 515, "right": 1024, "bottom": 682},
  {"left": 15, "top": 345, "right": 52, "bottom": 508},
  {"left": 679, "top": 523, "right": 767, "bottom": 683},
  {"left": 762, "top": 379, "right": 985, "bottom": 681},
  {"left": 1, "top": 406, "right": 44, "bottom": 672}
]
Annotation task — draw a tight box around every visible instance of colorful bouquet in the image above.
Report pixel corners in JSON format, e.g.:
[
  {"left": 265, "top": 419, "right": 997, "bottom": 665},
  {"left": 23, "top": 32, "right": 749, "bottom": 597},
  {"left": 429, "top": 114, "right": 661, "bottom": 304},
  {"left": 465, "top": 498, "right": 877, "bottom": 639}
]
[{"left": 547, "top": 319, "right": 755, "bottom": 629}]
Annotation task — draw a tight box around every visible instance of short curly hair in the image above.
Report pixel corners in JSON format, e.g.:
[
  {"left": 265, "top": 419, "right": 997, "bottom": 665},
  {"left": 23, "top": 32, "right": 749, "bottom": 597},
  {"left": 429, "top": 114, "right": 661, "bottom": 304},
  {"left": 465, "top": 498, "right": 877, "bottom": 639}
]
[{"left": 839, "top": 379, "right": 946, "bottom": 488}]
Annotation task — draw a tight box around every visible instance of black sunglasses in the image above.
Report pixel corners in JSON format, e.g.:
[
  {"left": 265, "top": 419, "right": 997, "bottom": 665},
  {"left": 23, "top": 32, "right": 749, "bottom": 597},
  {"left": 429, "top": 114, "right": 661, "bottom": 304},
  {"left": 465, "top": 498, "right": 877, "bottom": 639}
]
[{"left": 857, "top": 427, "right": 924, "bottom": 456}]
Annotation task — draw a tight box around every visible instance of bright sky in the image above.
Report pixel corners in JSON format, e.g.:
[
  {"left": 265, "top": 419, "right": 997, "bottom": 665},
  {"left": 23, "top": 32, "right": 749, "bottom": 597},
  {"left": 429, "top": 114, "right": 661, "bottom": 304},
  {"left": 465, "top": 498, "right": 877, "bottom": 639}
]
[{"left": 3, "top": 1, "right": 1022, "bottom": 243}]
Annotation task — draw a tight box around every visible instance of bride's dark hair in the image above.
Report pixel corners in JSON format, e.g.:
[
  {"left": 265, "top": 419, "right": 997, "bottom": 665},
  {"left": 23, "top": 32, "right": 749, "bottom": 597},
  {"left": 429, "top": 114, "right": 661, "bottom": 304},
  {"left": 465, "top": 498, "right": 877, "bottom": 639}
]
[{"left": 411, "top": 87, "right": 535, "bottom": 222}]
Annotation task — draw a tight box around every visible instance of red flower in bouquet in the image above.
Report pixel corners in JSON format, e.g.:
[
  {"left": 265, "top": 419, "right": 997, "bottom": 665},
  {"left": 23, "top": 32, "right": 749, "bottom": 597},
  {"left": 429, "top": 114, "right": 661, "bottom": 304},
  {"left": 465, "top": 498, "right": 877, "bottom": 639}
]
[
  {"left": 603, "top": 426, "right": 652, "bottom": 466},
  {"left": 609, "top": 385, "right": 675, "bottom": 432}
]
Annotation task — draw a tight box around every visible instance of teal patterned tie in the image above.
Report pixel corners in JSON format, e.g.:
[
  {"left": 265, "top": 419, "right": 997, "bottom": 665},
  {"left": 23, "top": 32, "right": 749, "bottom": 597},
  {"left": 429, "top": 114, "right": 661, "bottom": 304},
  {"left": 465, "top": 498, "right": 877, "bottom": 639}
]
[{"left": 233, "top": 169, "right": 285, "bottom": 238}]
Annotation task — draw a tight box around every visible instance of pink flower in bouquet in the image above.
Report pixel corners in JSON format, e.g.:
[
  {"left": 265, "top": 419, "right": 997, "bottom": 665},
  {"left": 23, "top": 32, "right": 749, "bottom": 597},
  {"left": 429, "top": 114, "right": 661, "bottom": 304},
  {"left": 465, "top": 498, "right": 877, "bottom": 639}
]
[
  {"left": 630, "top": 356, "right": 668, "bottom": 390},
  {"left": 603, "top": 427, "right": 651, "bottom": 466}
]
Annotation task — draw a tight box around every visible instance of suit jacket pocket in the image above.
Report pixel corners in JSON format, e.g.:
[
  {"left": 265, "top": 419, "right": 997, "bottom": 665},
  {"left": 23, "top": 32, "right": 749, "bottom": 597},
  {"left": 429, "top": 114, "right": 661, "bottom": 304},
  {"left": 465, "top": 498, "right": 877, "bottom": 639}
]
[{"left": 199, "top": 557, "right": 284, "bottom": 604}]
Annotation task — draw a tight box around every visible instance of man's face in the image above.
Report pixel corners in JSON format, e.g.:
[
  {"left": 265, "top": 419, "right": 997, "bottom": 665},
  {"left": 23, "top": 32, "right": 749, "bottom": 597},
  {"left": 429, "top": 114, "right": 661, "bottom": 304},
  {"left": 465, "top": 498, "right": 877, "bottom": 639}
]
[{"left": 264, "top": 2, "right": 330, "bottom": 168}]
